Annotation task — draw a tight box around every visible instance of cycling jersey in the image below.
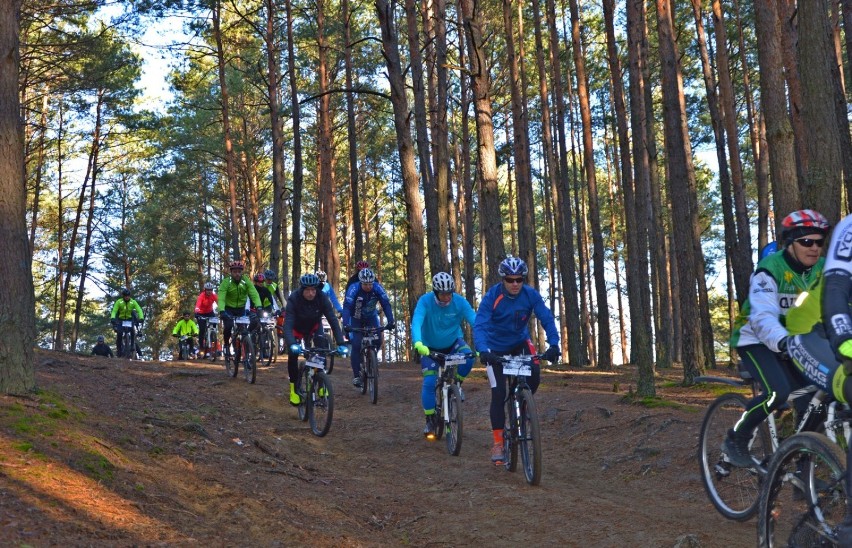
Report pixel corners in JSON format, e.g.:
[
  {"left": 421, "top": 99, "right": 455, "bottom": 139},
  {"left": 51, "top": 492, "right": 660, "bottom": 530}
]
[
  {"left": 342, "top": 281, "right": 394, "bottom": 325},
  {"left": 172, "top": 319, "right": 199, "bottom": 337},
  {"left": 195, "top": 291, "right": 218, "bottom": 314},
  {"left": 411, "top": 292, "right": 476, "bottom": 349},
  {"left": 473, "top": 283, "right": 559, "bottom": 353},
  {"left": 322, "top": 282, "right": 343, "bottom": 313},
  {"left": 218, "top": 275, "right": 261, "bottom": 309},
  {"left": 111, "top": 298, "right": 144, "bottom": 321},
  {"left": 730, "top": 250, "right": 824, "bottom": 352}
]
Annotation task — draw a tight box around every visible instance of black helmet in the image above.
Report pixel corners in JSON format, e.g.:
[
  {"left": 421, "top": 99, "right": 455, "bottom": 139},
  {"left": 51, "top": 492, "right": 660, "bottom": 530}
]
[
  {"left": 97, "top": 335, "right": 105, "bottom": 343},
  {"left": 121, "top": 288, "right": 131, "bottom": 297}
]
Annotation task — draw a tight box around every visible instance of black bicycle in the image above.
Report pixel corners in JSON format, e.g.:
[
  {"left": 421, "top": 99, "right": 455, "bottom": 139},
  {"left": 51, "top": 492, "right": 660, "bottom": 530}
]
[
  {"left": 495, "top": 354, "right": 542, "bottom": 486},
  {"left": 348, "top": 324, "right": 392, "bottom": 405},
  {"left": 116, "top": 319, "right": 139, "bottom": 359},
  {"left": 223, "top": 311, "right": 257, "bottom": 383},
  {"left": 696, "top": 363, "right": 842, "bottom": 521},
  {"left": 256, "top": 310, "right": 277, "bottom": 367},
  {"left": 177, "top": 335, "right": 192, "bottom": 360},
  {"left": 429, "top": 351, "right": 473, "bottom": 456},
  {"left": 294, "top": 346, "right": 344, "bottom": 437},
  {"left": 756, "top": 415, "right": 852, "bottom": 546}
]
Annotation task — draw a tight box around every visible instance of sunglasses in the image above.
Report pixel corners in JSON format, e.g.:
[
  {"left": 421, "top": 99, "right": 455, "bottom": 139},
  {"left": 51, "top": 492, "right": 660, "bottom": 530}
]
[
  {"left": 794, "top": 238, "right": 825, "bottom": 248},
  {"left": 504, "top": 277, "right": 525, "bottom": 284}
]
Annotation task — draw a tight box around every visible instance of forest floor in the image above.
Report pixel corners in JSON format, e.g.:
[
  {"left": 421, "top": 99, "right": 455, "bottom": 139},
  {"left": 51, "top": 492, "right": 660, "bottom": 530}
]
[{"left": 0, "top": 348, "right": 757, "bottom": 547}]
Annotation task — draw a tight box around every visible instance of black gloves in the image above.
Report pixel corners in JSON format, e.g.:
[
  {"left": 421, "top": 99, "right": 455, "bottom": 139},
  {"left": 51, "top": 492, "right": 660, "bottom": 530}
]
[
  {"left": 543, "top": 345, "right": 560, "bottom": 363},
  {"left": 479, "top": 351, "right": 499, "bottom": 365},
  {"left": 386, "top": 320, "right": 396, "bottom": 330}
]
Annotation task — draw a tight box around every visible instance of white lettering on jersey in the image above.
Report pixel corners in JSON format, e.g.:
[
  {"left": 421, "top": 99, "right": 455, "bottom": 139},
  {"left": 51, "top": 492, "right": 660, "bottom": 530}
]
[
  {"left": 836, "top": 228, "right": 852, "bottom": 261},
  {"left": 830, "top": 313, "right": 852, "bottom": 336}
]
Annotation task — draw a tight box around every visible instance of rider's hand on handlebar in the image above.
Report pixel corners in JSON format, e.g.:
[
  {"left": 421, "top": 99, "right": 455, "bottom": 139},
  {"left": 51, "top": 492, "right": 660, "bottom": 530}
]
[
  {"left": 289, "top": 344, "right": 302, "bottom": 355},
  {"left": 479, "top": 351, "right": 499, "bottom": 365},
  {"left": 543, "top": 345, "right": 560, "bottom": 363},
  {"left": 414, "top": 341, "right": 430, "bottom": 357},
  {"left": 336, "top": 345, "right": 350, "bottom": 357},
  {"left": 385, "top": 320, "right": 395, "bottom": 330}
]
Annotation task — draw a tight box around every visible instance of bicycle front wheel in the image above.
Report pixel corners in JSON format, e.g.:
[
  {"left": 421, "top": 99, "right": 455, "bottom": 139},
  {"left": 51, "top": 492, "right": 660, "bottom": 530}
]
[
  {"left": 367, "top": 348, "right": 379, "bottom": 404},
  {"left": 699, "top": 392, "right": 770, "bottom": 521},
  {"left": 242, "top": 335, "right": 256, "bottom": 384},
  {"left": 309, "top": 371, "right": 334, "bottom": 437},
  {"left": 260, "top": 330, "right": 273, "bottom": 367},
  {"left": 433, "top": 383, "right": 445, "bottom": 440},
  {"left": 122, "top": 332, "right": 134, "bottom": 359},
  {"left": 504, "top": 396, "right": 519, "bottom": 473},
  {"left": 446, "top": 384, "right": 463, "bottom": 457},
  {"left": 517, "top": 388, "right": 541, "bottom": 485},
  {"left": 757, "top": 432, "right": 846, "bottom": 547}
]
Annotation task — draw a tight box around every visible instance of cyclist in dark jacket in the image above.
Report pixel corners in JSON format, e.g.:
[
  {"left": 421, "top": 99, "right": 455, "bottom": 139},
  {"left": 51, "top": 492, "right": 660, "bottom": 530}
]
[
  {"left": 91, "top": 336, "right": 113, "bottom": 357},
  {"left": 284, "top": 273, "right": 348, "bottom": 405}
]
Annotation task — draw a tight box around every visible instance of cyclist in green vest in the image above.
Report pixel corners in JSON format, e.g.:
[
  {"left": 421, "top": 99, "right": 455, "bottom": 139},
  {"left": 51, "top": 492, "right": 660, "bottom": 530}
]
[
  {"left": 218, "top": 260, "right": 262, "bottom": 353},
  {"left": 723, "top": 209, "right": 830, "bottom": 468}
]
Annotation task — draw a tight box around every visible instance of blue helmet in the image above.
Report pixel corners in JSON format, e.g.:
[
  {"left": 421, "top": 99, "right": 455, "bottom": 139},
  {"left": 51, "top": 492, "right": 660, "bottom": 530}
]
[
  {"left": 300, "top": 273, "right": 320, "bottom": 288},
  {"left": 498, "top": 256, "right": 528, "bottom": 277}
]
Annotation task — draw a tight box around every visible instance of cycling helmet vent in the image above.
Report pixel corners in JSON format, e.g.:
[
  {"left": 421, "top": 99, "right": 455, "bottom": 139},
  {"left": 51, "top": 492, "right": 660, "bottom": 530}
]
[
  {"left": 358, "top": 268, "right": 376, "bottom": 283},
  {"left": 300, "top": 273, "right": 320, "bottom": 288},
  {"left": 498, "top": 256, "right": 529, "bottom": 277},
  {"left": 432, "top": 272, "right": 455, "bottom": 293}
]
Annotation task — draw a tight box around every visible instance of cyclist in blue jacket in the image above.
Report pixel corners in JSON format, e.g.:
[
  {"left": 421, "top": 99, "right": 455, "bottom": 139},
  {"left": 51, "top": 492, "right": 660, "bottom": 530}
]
[
  {"left": 411, "top": 272, "right": 476, "bottom": 439},
  {"left": 474, "top": 256, "right": 561, "bottom": 466},
  {"left": 342, "top": 268, "right": 395, "bottom": 388},
  {"left": 316, "top": 269, "right": 343, "bottom": 314}
]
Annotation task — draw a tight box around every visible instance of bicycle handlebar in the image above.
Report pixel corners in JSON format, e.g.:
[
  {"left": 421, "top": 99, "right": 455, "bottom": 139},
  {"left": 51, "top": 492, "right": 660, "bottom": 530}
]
[
  {"left": 428, "top": 351, "right": 477, "bottom": 361},
  {"left": 345, "top": 324, "right": 393, "bottom": 334}
]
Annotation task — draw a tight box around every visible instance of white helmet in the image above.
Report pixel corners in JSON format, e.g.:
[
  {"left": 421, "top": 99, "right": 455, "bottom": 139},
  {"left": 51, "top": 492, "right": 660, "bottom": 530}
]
[{"left": 432, "top": 272, "right": 455, "bottom": 293}]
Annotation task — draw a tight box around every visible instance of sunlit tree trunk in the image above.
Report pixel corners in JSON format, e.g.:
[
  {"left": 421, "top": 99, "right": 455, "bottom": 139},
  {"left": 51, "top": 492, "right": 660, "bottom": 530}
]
[
  {"left": 265, "top": 0, "right": 287, "bottom": 280},
  {"left": 461, "top": 0, "right": 505, "bottom": 285},
  {"left": 0, "top": 0, "right": 36, "bottom": 394},
  {"left": 656, "top": 0, "right": 706, "bottom": 380},
  {"left": 343, "top": 0, "right": 363, "bottom": 268},
  {"left": 457, "top": 8, "right": 476, "bottom": 304},
  {"left": 545, "top": 0, "right": 582, "bottom": 367},
  {"left": 754, "top": 0, "right": 800, "bottom": 238},
  {"left": 213, "top": 0, "right": 240, "bottom": 259},
  {"left": 778, "top": 0, "right": 808, "bottom": 188},
  {"left": 376, "top": 0, "right": 426, "bottom": 315},
  {"left": 798, "top": 0, "right": 844, "bottom": 223}
]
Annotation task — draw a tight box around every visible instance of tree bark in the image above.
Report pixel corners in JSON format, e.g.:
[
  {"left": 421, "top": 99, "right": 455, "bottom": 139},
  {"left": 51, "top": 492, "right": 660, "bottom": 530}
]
[
  {"left": 343, "top": 0, "right": 363, "bottom": 267},
  {"left": 265, "top": 0, "right": 287, "bottom": 281},
  {"left": 460, "top": 0, "right": 506, "bottom": 285},
  {"left": 286, "top": 0, "right": 302, "bottom": 292},
  {"left": 0, "top": 0, "right": 36, "bottom": 394},
  {"left": 569, "top": 0, "right": 611, "bottom": 370},
  {"left": 656, "top": 0, "right": 705, "bottom": 381},
  {"left": 754, "top": 0, "right": 800, "bottom": 233},
  {"left": 376, "top": 0, "right": 426, "bottom": 316}
]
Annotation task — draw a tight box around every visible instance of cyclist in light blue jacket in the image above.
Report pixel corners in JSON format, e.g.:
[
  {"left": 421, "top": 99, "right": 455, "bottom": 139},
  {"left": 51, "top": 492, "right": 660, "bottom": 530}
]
[{"left": 411, "top": 272, "right": 476, "bottom": 439}]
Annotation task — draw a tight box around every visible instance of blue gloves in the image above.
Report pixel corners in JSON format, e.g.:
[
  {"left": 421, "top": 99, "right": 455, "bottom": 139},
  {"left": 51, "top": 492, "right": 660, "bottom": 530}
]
[
  {"left": 289, "top": 344, "right": 302, "bottom": 355},
  {"left": 337, "top": 345, "right": 350, "bottom": 357}
]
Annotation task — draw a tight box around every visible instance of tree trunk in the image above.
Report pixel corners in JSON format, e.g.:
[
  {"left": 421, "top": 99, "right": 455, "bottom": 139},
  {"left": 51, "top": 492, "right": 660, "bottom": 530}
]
[
  {"left": 286, "top": 0, "right": 302, "bottom": 290},
  {"left": 375, "top": 0, "right": 426, "bottom": 316},
  {"left": 213, "top": 0, "right": 241, "bottom": 260},
  {"left": 457, "top": 8, "right": 476, "bottom": 304},
  {"left": 503, "top": 0, "right": 536, "bottom": 286},
  {"left": 569, "top": 0, "right": 611, "bottom": 370},
  {"left": 754, "top": 0, "right": 800, "bottom": 233},
  {"left": 0, "top": 0, "right": 36, "bottom": 394},
  {"left": 544, "top": 0, "right": 582, "bottom": 368},
  {"left": 343, "top": 0, "right": 363, "bottom": 266},
  {"left": 28, "top": 91, "right": 47, "bottom": 252},
  {"left": 265, "top": 0, "right": 287, "bottom": 280},
  {"left": 778, "top": 0, "right": 809, "bottom": 188},
  {"left": 798, "top": 0, "right": 844, "bottom": 223},
  {"left": 604, "top": 0, "right": 653, "bottom": 390},
  {"left": 460, "top": 0, "right": 505, "bottom": 285},
  {"left": 656, "top": 0, "right": 705, "bottom": 381},
  {"left": 711, "top": 0, "right": 752, "bottom": 303}
]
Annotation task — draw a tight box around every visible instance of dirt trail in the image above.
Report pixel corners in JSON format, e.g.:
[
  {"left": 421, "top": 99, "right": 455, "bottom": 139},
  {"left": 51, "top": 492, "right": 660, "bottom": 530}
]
[{"left": 0, "top": 350, "right": 754, "bottom": 546}]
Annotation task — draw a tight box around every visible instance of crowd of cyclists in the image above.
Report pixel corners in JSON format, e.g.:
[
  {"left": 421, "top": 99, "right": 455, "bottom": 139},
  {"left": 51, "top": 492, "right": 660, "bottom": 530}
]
[{"left": 96, "top": 255, "right": 562, "bottom": 464}]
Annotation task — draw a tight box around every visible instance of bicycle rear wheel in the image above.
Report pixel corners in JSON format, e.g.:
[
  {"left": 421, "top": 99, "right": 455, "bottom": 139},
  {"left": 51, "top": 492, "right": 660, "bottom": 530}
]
[
  {"left": 517, "top": 388, "right": 541, "bottom": 485},
  {"left": 699, "top": 392, "right": 770, "bottom": 521},
  {"left": 367, "top": 348, "right": 378, "bottom": 404},
  {"left": 504, "top": 397, "right": 519, "bottom": 473},
  {"left": 309, "top": 371, "right": 334, "bottom": 437},
  {"left": 445, "top": 384, "right": 463, "bottom": 457},
  {"left": 260, "top": 330, "right": 273, "bottom": 367},
  {"left": 242, "top": 335, "right": 256, "bottom": 384},
  {"left": 757, "top": 432, "right": 846, "bottom": 547}
]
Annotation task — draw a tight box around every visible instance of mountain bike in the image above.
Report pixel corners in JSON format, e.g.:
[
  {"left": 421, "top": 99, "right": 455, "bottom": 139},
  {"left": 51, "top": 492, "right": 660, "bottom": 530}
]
[
  {"left": 200, "top": 315, "right": 220, "bottom": 361},
  {"left": 256, "top": 310, "right": 277, "bottom": 367},
  {"left": 697, "top": 362, "right": 845, "bottom": 521},
  {"left": 429, "top": 351, "right": 473, "bottom": 456},
  {"left": 223, "top": 312, "right": 257, "bottom": 383},
  {"left": 275, "top": 310, "right": 286, "bottom": 355},
  {"left": 320, "top": 316, "right": 335, "bottom": 373},
  {"left": 293, "top": 346, "right": 343, "bottom": 437},
  {"left": 177, "top": 335, "right": 192, "bottom": 360},
  {"left": 495, "top": 354, "right": 542, "bottom": 486},
  {"left": 756, "top": 416, "right": 852, "bottom": 546},
  {"left": 348, "top": 324, "right": 392, "bottom": 404},
  {"left": 116, "top": 320, "right": 138, "bottom": 359}
]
